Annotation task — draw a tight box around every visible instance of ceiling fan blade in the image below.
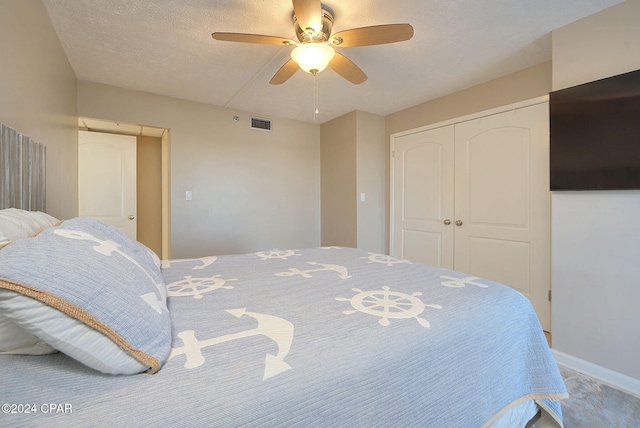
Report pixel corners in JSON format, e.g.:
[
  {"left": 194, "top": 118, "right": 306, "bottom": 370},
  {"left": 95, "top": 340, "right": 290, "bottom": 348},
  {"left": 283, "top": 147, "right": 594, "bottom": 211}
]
[
  {"left": 292, "top": 0, "right": 322, "bottom": 33},
  {"left": 212, "top": 32, "right": 294, "bottom": 46},
  {"left": 330, "top": 24, "right": 414, "bottom": 47},
  {"left": 328, "top": 52, "right": 367, "bottom": 85},
  {"left": 270, "top": 59, "right": 300, "bottom": 85}
]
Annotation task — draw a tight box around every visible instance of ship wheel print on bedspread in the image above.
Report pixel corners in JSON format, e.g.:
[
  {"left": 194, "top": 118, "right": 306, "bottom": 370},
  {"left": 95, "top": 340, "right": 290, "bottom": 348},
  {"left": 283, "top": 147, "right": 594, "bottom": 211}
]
[
  {"left": 255, "top": 249, "right": 301, "bottom": 260},
  {"left": 166, "top": 274, "right": 237, "bottom": 299},
  {"left": 336, "top": 286, "right": 442, "bottom": 327},
  {"left": 362, "top": 253, "right": 412, "bottom": 267},
  {"left": 162, "top": 256, "right": 237, "bottom": 299}
]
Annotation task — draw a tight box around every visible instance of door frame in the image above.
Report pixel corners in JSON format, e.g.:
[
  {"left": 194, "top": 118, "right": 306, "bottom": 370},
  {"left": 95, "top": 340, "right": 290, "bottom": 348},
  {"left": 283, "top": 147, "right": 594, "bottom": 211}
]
[{"left": 78, "top": 119, "right": 171, "bottom": 259}]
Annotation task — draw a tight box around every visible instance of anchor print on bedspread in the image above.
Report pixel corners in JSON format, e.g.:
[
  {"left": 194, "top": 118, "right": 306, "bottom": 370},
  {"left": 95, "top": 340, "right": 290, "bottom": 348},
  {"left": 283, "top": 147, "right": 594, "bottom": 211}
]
[
  {"left": 168, "top": 308, "right": 294, "bottom": 380},
  {"left": 54, "top": 228, "right": 168, "bottom": 314}
]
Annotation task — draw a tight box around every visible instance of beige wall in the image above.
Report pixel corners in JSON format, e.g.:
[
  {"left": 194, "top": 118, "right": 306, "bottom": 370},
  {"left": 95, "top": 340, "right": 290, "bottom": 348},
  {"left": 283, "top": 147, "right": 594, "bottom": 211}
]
[
  {"left": 550, "top": 0, "right": 640, "bottom": 382},
  {"left": 320, "top": 110, "right": 385, "bottom": 252},
  {"left": 355, "top": 111, "right": 385, "bottom": 253},
  {"left": 552, "top": 2, "right": 639, "bottom": 91},
  {"left": 137, "top": 135, "right": 163, "bottom": 256},
  {"left": 320, "top": 112, "right": 357, "bottom": 247},
  {"left": 385, "top": 61, "right": 552, "bottom": 137},
  {"left": 77, "top": 81, "right": 320, "bottom": 258},
  {"left": 0, "top": 0, "right": 78, "bottom": 220}
]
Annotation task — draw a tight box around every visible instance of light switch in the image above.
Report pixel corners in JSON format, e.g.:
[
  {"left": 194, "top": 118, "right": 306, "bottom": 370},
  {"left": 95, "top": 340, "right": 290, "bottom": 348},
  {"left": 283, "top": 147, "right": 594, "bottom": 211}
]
[
  {"left": 360, "top": 193, "right": 366, "bottom": 202},
  {"left": 185, "top": 190, "right": 192, "bottom": 201}
]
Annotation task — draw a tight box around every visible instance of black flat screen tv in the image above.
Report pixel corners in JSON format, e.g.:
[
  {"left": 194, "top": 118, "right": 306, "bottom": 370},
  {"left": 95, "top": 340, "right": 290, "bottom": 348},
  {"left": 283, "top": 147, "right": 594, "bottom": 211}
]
[{"left": 549, "top": 68, "right": 640, "bottom": 191}]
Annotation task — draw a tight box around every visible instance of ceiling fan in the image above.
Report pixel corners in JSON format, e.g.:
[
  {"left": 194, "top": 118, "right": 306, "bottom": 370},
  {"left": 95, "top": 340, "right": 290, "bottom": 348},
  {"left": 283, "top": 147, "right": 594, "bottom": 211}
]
[{"left": 211, "top": 0, "right": 414, "bottom": 85}]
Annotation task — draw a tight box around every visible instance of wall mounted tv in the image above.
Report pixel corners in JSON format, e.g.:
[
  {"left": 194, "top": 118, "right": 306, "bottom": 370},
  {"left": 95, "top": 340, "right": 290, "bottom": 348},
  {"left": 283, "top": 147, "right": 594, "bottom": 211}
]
[{"left": 550, "top": 68, "right": 640, "bottom": 191}]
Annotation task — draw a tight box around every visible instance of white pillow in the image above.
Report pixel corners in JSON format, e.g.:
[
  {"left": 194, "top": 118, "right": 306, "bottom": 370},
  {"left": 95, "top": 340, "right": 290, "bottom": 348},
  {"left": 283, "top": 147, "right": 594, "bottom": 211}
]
[
  {"left": 0, "top": 208, "right": 59, "bottom": 243},
  {"left": 0, "top": 312, "right": 57, "bottom": 355},
  {"left": 0, "top": 290, "right": 146, "bottom": 373},
  {"left": 0, "top": 209, "right": 62, "bottom": 353}
]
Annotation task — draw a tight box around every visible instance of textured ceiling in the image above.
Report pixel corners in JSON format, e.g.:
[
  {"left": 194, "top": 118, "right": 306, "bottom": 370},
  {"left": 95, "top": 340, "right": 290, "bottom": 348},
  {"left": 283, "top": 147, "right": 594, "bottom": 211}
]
[{"left": 42, "top": 0, "right": 623, "bottom": 124}]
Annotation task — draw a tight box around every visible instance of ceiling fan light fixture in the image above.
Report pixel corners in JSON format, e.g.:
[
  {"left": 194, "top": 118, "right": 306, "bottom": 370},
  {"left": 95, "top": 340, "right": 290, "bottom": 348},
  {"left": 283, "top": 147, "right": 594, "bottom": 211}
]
[{"left": 290, "top": 43, "right": 335, "bottom": 74}]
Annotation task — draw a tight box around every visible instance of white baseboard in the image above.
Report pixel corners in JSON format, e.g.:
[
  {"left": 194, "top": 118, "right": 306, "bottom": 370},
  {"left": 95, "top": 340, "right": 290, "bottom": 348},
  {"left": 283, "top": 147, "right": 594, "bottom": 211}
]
[{"left": 552, "top": 350, "right": 640, "bottom": 398}]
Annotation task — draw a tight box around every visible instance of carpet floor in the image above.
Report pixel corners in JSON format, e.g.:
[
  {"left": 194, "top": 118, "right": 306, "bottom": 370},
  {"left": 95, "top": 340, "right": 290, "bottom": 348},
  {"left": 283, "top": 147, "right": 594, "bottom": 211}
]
[{"left": 558, "top": 366, "right": 640, "bottom": 428}]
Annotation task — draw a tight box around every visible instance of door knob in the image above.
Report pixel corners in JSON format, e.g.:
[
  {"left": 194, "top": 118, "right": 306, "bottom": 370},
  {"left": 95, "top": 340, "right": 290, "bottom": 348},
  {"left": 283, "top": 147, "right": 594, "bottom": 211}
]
[
  {"left": 128, "top": 215, "right": 135, "bottom": 220},
  {"left": 455, "top": 220, "right": 463, "bottom": 226},
  {"left": 444, "top": 219, "right": 451, "bottom": 225}
]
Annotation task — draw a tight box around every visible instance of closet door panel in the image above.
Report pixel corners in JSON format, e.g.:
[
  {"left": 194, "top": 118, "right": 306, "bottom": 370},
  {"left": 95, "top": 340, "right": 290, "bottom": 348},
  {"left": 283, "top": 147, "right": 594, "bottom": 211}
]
[
  {"left": 467, "top": 237, "right": 531, "bottom": 296},
  {"left": 392, "top": 126, "right": 454, "bottom": 268},
  {"left": 402, "top": 230, "right": 443, "bottom": 267},
  {"left": 454, "top": 103, "right": 550, "bottom": 329},
  {"left": 466, "top": 128, "right": 530, "bottom": 227}
]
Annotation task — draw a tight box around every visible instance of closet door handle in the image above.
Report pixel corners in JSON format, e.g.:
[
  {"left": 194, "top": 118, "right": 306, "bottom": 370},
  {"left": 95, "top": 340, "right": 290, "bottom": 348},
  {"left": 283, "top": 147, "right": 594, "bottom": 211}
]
[
  {"left": 444, "top": 219, "right": 451, "bottom": 225},
  {"left": 455, "top": 220, "right": 463, "bottom": 226}
]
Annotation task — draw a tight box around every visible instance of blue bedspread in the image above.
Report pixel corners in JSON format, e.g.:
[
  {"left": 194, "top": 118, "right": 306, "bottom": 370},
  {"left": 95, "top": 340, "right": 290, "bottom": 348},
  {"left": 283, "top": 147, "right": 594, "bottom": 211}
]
[{"left": 0, "top": 247, "right": 566, "bottom": 427}]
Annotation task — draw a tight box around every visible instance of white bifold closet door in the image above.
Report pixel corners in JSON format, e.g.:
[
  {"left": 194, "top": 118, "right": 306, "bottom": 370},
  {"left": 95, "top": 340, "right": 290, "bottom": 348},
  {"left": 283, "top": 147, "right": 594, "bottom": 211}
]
[{"left": 391, "top": 101, "right": 550, "bottom": 330}]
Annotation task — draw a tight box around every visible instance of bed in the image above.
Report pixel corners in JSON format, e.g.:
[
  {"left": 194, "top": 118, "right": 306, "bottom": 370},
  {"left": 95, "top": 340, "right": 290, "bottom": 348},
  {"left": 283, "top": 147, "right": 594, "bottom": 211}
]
[{"left": 0, "top": 210, "right": 567, "bottom": 427}]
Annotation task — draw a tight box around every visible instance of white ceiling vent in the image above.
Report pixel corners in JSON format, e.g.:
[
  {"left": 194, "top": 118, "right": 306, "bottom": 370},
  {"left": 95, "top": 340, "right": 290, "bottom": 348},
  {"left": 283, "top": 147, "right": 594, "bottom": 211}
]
[{"left": 250, "top": 116, "right": 272, "bottom": 132}]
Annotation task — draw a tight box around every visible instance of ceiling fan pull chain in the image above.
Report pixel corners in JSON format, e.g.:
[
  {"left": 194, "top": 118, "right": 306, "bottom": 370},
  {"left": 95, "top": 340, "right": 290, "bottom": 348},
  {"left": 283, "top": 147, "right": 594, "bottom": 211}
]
[{"left": 313, "top": 72, "right": 320, "bottom": 120}]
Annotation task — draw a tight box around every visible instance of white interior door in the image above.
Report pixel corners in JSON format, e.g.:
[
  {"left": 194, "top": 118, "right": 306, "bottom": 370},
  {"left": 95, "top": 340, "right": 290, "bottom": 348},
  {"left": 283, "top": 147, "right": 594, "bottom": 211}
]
[
  {"left": 392, "top": 126, "right": 455, "bottom": 268},
  {"left": 78, "top": 131, "right": 137, "bottom": 240},
  {"left": 454, "top": 102, "right": 550, "bottom": 330}
]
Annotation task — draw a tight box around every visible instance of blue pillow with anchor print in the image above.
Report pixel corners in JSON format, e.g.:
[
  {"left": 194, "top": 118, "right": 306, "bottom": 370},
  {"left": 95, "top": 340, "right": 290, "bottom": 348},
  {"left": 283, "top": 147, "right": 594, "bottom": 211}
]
[{"left": 0, "top": 217, "right": 170, "bottom": 374}]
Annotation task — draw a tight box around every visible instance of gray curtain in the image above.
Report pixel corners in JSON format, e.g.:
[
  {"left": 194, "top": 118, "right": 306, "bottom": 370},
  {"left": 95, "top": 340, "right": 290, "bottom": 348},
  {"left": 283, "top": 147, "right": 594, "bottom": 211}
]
[{"left": 0, "top": 122, "right": 46, "bottom": 211}]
